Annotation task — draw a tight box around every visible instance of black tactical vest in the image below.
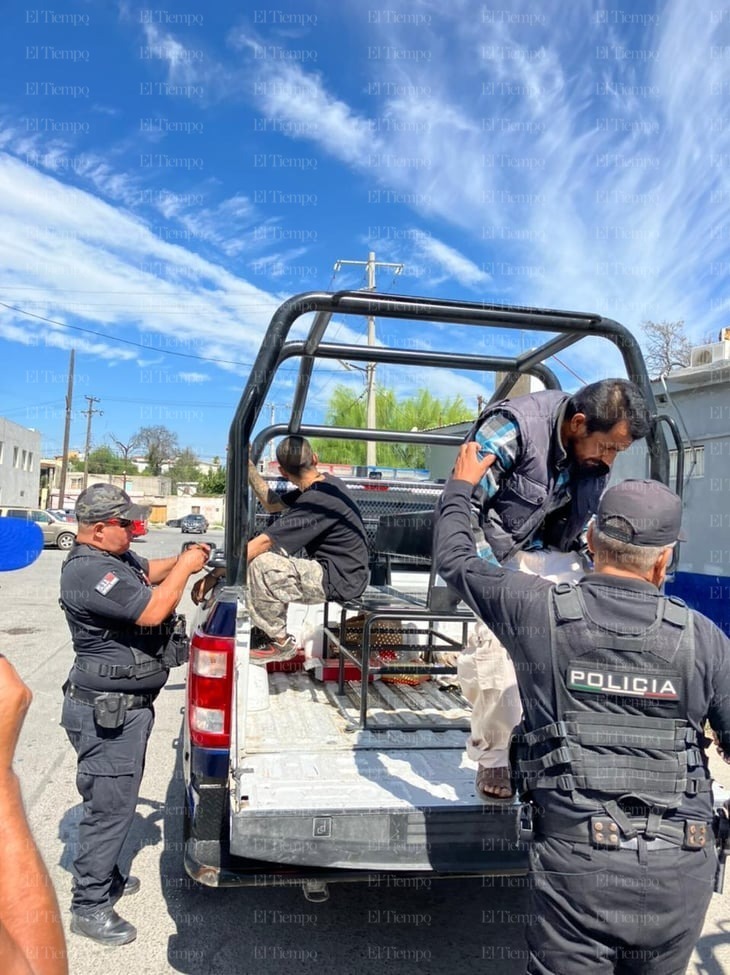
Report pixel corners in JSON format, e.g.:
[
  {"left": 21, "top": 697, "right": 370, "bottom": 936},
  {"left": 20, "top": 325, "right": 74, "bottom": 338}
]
[
  {"left": 512, "top": 583, "right": 711, "bottom": 810},
  {"left": 60, "top": 546, "right": 168, "bottom": 680},
  {"left": 466, "top": 391, "right": 607, "bottom": 564}
]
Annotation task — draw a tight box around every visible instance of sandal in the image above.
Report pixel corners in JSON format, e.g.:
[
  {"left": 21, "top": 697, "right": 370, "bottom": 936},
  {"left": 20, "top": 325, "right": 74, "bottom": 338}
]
[{"left": 475, "top": 765, "right": 514, "bottom": 801}]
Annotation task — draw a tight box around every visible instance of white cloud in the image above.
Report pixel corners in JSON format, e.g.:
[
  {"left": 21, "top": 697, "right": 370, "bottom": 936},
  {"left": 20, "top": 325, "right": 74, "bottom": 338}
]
[
  {"left": 231, "top": 32, "right": 380, "bottom": 166},
  {"left": 232, "top": 0, "right": 730, "bottom": 342},
  {"left": 412, "top": 236, "right": 491, "bottom": 289},
  {"left": 0, "top": 152, "right": 279, "bottom": 370}
]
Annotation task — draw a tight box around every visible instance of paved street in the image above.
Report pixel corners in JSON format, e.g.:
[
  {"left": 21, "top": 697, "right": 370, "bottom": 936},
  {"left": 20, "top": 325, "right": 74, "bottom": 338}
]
[{"left": 0, "top": 528, "right": 728, "bottom": 974}]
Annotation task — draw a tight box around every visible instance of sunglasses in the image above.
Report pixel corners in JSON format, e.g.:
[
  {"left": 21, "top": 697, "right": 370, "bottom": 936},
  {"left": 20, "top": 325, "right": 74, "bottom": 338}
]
[{"left": 105, "top": 518, "right": 133, "bottom": 529}]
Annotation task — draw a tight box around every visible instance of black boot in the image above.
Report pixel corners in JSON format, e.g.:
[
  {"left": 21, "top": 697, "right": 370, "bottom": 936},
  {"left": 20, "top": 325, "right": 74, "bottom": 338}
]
[
  {"left": 110, "top": 870, "right": 141, "bottom": 900},
  {"left": 70, "top": 906, "right": 137, "bottom": 946}
]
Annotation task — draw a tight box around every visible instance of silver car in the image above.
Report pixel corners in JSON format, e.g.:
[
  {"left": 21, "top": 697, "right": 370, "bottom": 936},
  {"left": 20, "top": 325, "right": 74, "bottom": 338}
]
[{"left": 0, "top": 507, "right": 77, "bottom": 550}]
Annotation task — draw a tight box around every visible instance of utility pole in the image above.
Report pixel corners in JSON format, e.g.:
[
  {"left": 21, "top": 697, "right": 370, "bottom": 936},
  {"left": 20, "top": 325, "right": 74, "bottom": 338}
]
[
  {"left": 57, "top": 349, "right": 75, "bottom": 508},
  {"left": 333, "top": 251, "right": 403, "bottom": 468},
  {"left": 263, "top": 402, "right": 292, "bottom": 466},
  {"left": 81, "top": 395, "right": 103, "bottom": 490},
  {"left": 265, "top": 402, "right": 277, "bottom": 464}
]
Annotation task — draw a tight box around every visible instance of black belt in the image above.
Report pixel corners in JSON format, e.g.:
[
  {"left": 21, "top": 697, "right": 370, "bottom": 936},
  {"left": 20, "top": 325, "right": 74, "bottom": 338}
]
[
  {"left": 74, "top": 657, "right": 165, "bottom": 679},
  {"left": 536, "top": 813, "right": 712, "bottom": 851},
  {"left": 66, "top": 683, "right": 157, "bottom": 710}
]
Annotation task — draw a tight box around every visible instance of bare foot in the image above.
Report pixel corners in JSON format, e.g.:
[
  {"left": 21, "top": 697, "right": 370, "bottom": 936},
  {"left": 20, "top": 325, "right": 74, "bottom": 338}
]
[{"left": 475, "top": 765, "right": 514, "bottom": 800}]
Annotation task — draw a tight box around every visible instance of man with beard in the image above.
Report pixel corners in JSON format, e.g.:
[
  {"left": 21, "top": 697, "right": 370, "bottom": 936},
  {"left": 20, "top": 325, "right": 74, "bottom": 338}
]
[{"left": 449, "top": 378, "right": 651, "bottom": 799}]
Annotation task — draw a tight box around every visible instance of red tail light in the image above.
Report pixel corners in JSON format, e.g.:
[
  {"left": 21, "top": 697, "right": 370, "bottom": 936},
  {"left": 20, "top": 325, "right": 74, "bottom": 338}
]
[{"left": 187, "top": 630, "right": 235, "bottom": 748}]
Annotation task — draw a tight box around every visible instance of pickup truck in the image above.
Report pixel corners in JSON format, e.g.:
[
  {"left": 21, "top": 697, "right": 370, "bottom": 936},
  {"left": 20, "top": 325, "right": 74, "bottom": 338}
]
[{"left": 181, "top": 291, "right": 679, "bottom": 899}]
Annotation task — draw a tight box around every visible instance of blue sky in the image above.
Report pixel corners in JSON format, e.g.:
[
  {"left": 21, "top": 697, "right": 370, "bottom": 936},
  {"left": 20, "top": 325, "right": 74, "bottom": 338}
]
[{"left": 1, "top": 0, "right": 729, "bottom": 462}]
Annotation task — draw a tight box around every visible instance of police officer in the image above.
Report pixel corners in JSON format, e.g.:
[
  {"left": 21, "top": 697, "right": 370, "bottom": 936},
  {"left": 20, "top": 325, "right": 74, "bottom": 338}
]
[
  {"left": 436, "top": 443, "right": 730, "bottom": 974},
  {"left": 59, "top": 484, "right": 209, "bottom": 946}
]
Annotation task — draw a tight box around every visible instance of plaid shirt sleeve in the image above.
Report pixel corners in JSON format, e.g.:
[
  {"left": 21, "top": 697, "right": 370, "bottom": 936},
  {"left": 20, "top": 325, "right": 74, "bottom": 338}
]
[
  {"left": 469, "top": 411, "right": 521, "bottom": 563},
  {"left": 472, "top": 411, "right": 521, "bottom": 496}
]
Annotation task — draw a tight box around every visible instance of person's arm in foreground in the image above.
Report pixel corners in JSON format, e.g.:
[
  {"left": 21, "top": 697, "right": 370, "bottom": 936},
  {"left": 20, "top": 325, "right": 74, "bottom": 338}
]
[{"left": 0, "top": 656, "right": 67, "bottom": 975}]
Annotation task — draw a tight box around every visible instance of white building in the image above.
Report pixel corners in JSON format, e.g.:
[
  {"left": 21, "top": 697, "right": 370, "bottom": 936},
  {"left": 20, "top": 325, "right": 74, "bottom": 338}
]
[{"left": 0, "top": 418, "right": 41, "bottom": 506}]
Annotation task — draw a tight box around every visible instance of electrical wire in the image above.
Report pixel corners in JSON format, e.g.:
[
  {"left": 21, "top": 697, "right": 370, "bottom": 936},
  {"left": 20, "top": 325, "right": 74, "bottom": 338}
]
[{"left": 0, "top": 300, "right": 345, "bottom": 375}]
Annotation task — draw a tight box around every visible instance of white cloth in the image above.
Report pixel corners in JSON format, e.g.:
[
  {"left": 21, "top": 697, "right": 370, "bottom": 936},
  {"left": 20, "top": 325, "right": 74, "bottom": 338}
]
[{"left": 458, "top": 549, "right": 582, "bottom": 768}]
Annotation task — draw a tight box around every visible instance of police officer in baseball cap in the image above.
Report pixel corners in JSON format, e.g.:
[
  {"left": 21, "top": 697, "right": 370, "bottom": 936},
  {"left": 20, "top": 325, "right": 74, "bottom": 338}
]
[
  {"left": 436, "top": 449, "right": 730, "bottom": 974},
  {"left": 59, "top": 484, "right": 210, "bottom": 946}
]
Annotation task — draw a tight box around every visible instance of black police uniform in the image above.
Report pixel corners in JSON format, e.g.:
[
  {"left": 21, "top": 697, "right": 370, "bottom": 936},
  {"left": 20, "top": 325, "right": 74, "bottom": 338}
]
[
  {"left": 436, "top": 480, "right": 730, "bottom": 975},
  {"left": 60, "top": 542, "right": 170, "bottom": 915}
]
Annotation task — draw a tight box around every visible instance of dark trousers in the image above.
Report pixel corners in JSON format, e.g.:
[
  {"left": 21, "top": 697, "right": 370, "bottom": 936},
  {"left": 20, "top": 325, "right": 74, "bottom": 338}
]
[
  {"left": 61, "top": 694, "right": 154, "bottom": 913},
  {"left": 526, "top": 836, "right": 716, "bottom": 974}
]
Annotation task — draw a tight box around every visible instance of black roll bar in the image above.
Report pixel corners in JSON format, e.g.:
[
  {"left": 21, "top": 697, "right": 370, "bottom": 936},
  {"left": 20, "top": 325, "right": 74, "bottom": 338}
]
[{"left": 226, "top": 290, "right": 665, "bottom": 585}]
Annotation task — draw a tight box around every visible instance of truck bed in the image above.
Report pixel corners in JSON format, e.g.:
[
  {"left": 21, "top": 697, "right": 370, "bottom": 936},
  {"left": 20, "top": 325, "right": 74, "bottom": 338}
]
[
  {"left": 230, "top": 667, "right": 523, "bottom": 871},
  {"left": 245, "top": 667, "right": 470, "bottom": 749}
]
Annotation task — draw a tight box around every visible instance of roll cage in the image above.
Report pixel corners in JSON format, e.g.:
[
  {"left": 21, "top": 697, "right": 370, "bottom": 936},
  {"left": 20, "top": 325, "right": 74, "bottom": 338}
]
[{"left": 225, "top": 290, "right": 681, "bottom": 585}]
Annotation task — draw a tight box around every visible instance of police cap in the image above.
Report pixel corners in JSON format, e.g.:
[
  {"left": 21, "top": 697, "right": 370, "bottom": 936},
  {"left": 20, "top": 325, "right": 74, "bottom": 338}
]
[{"left": 597, "top": 479, "right": 685, "bottom": 547}]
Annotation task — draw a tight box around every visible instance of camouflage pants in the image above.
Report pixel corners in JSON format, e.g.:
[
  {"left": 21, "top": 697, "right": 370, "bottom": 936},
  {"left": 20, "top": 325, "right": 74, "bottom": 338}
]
[{"left": 247, "top": 551, "right": 326, "bottom": 638}]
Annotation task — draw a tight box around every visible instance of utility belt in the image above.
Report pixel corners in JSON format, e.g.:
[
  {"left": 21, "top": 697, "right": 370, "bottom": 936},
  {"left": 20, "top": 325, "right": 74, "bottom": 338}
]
[
  {"left": 64, "top": 682, "right": 157, "bottom": 729},
  {"left": 534, "top": 809, "right": 711, "bottom": 852},
  {"left": 74, "top": 657, "right": 165, "bottom": 680},
  {"left": 66, "top": 613, "right": 190, "bottom": 674},
  {"left": 520, "top": 800, "right": 728, "bottom": 893}
]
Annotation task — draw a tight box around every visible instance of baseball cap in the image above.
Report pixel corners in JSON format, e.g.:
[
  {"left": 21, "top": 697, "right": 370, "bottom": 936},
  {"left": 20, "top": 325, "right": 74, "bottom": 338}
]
[
  {"left": 597, "top": 479, "right": 685, "bottom": 547},
  {"left": 75, "top": 483, "right": 151, "bottom": 523}
]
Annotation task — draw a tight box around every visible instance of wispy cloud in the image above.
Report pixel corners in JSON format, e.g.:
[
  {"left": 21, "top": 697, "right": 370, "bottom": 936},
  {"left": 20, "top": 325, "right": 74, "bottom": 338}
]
[
  {"left": 0, "top": 153, "right": 279, "bottom": 371},
  {"left": 412, "top": 236, "right": 491, "bottom": 289},
  {"left": 232, "top": 0, "right": 730, "bottom": 342}
]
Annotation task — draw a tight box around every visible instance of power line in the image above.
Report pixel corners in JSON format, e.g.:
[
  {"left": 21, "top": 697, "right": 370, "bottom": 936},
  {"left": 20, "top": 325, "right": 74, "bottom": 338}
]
[
  {"left": 0, "top": 300, "right": 248, "bottom": 365},
  {"left": 0, "top": 300, "right": 350, "bottom": 375}
]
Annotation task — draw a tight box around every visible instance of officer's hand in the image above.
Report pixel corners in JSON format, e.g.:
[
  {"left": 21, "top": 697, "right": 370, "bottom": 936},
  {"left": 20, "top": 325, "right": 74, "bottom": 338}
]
[
  {"left": 0, "top": 656, "right": 32, "bottom": 774},
  {"left": 179, "top": 543, "right": 211, "bottom": 574},
  {"left": 452, "top": 441, "right": 496, "bottom": 486}
]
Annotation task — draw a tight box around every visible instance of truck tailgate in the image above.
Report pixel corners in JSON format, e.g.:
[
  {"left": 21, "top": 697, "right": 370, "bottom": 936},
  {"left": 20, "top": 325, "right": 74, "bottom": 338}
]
[{"left": 230, "top": 670, "right": 524, "bottom": 872}]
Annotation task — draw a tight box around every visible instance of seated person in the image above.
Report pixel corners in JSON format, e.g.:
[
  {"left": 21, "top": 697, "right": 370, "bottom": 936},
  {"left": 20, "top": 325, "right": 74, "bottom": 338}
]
[{"left": 193, "top": 437, "right": 370, "bottom": 663}]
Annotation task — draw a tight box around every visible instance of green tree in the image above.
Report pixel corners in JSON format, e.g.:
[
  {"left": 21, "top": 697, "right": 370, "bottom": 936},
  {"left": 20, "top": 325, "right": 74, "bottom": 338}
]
[
  {"left": 311, "top": 386, "right": 471, "bottom": 468},
  {"left": 167, "top": 448, "right": 201, "bottom": 491},
  {"left": 70, "top": 445, "right": 126, "bottom": 474},
  {"left": 198, "top": 466, "right": 226, "bottom": 495},
  {"left": 134, "top": 425, "right": 179, "bottom": 475}
]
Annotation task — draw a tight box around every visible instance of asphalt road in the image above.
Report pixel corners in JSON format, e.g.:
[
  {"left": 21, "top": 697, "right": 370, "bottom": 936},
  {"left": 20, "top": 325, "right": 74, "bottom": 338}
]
[{"left": 1, "top": 527, "right": 728, "bottom": 975}]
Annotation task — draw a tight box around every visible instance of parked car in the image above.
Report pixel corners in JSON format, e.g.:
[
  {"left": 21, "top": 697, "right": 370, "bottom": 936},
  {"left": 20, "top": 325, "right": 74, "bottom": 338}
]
[
  {"left": 180, "top": 514, "right": 208, "bottom": 534},
  {"left": 130, "top": 519, "right": 148, "bottom": 538},
  {"left": 166, "top": 518, "right": 182, "bottom": 528},
  {"left": 0, "top": 507, "right": 77, "bottom": 550},
  {"left": 46, "top": 508, "right": 76, "bottom": 523}
]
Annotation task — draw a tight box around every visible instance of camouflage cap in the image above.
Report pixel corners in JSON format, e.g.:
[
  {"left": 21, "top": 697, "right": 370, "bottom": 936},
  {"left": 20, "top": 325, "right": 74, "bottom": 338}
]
[{"left": 75, "top": 483, "right": 151, "bottom": 523}]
